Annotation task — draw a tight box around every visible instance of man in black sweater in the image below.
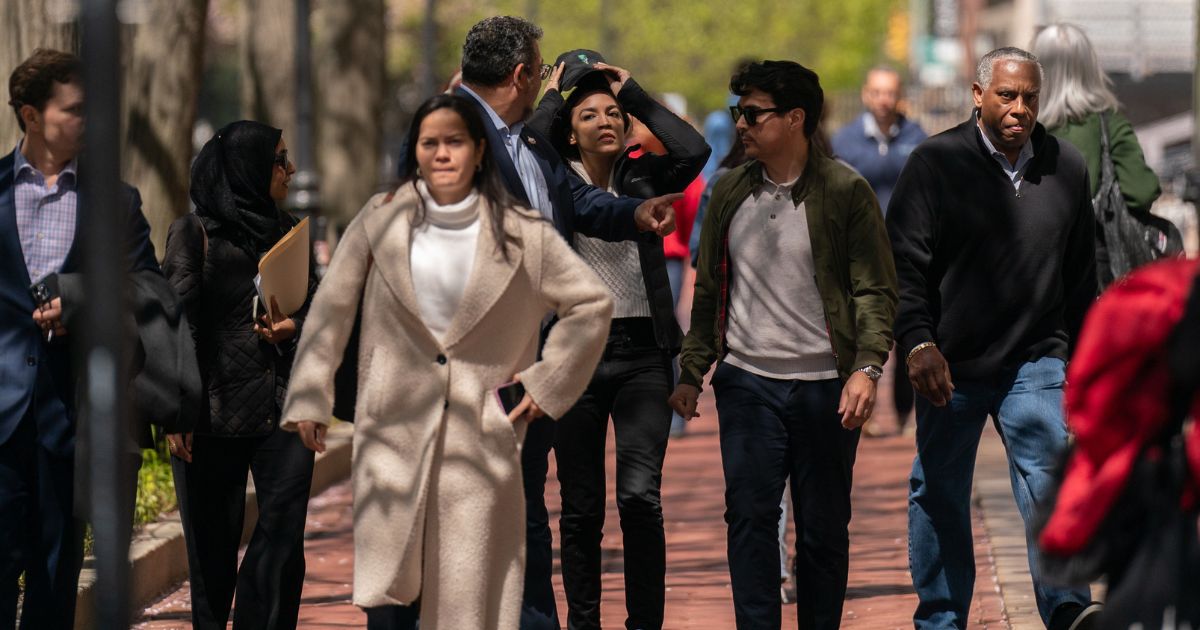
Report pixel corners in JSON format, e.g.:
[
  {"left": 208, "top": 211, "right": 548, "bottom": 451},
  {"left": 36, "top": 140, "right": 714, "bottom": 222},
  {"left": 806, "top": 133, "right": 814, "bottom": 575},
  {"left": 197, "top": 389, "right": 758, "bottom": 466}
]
[{"left": 887, "top": 47, "right": 1099, "bottom": 630}]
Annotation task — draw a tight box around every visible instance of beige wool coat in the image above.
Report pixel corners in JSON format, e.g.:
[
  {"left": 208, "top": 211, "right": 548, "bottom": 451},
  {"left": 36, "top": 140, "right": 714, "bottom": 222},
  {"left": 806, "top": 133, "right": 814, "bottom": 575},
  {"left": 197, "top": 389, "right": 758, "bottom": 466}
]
[{"left": 281, "top": 185, "right": 612, "bottom": 628}]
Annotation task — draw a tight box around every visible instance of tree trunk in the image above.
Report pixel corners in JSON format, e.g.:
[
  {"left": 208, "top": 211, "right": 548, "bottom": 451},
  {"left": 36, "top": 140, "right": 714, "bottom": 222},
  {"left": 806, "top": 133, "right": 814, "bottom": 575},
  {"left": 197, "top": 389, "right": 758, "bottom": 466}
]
[
  {"left": 0, "top": 0, "right": 77, "bottom": 149},
  {"left": 241, "top": 0, "right": 296, "bottom": 137},
  {"left": 313, "top": 0, "right": 386, "bottom": 228},
  {"left": 122, "top": 0, "right": 209, "bottom": 256}
]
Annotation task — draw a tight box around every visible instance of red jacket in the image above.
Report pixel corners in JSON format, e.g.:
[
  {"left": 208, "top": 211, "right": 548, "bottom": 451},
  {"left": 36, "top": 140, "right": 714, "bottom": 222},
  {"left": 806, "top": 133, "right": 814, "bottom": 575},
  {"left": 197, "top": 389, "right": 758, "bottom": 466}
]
[
  {"left": 663, "top": 175, "right": 705, "bottom": 260},
  {"left": 1040, "top": 258, "right": 1200, "bottom": 556}
]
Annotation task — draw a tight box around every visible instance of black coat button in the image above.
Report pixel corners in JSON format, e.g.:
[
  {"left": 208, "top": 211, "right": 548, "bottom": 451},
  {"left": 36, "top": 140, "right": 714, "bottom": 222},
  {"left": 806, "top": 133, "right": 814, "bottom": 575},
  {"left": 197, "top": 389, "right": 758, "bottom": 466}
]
[
  {"left": 26, "top": 356, "right": 36, "bottom": 366},
  {"left": 436, "top": 354, "right": 447, "bottom": 365}
]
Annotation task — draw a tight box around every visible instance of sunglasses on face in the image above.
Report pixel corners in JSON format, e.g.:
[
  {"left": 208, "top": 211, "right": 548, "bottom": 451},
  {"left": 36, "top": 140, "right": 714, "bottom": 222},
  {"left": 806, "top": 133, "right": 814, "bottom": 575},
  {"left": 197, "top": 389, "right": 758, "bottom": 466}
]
[
  {"left": 273, "top": 149, "right": 289, "bottom": 168},
  {"left": 538, "top": 63, "right": 553, "bottom": 80},
  {"left": 729, "top": 105, "right": 792, "bottom": 127}
]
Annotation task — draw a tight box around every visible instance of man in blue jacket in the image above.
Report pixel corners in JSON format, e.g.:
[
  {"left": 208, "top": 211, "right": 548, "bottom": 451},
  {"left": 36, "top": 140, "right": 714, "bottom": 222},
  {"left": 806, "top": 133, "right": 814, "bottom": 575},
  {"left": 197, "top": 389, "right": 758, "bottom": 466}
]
[
  {"left": 831, "top": 66, "right": 926, "bottom": 213},
  {"left": 0, "top": 49, "right": 162, "bottom": 629},
  {"left": 832, "top": 66, "right": 926, "bottom": 436}
]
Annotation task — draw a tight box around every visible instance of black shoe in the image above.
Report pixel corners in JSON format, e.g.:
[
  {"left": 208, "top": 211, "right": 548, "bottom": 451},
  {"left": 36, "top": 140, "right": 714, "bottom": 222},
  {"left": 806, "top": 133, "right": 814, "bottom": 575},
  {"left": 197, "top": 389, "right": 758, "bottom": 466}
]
[{"left": 1049, "top": 602, "right": 1103, "bottom": 630}]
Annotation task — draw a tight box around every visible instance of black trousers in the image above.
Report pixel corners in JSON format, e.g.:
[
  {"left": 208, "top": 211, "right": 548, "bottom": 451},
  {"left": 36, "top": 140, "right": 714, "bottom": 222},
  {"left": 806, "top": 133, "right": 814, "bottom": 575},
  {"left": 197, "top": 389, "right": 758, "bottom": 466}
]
[
  {"left": 363, "top": 603, "right": 420, "bottom": 630},
  {"left": 554, "top": 318, "right": 673, "bottom": 630},
  {"left": 0, "top": 412, "right": 84, "bottom": 630},
  {"left": 712, "top": 363, "right": 860, "bottom": 630},
  {"left": 520, "top": 415, "right": 559, "bottom": 630},
  {"left": 173, "top": 426, "right": 314, "bottom": 630}
]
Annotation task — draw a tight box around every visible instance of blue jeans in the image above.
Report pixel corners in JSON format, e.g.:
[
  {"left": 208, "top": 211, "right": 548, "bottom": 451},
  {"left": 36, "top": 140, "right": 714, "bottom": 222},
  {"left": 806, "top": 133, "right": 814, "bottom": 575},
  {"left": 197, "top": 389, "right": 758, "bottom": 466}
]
[
  {"left": 713, "top": 362, "right": 860, "bottom": 630},
  {"left": 908, "top": 357, "right": 1089, "bottom": 629},
  {"left": 665, "top": 258, "right": 687, "bottom": 435}
]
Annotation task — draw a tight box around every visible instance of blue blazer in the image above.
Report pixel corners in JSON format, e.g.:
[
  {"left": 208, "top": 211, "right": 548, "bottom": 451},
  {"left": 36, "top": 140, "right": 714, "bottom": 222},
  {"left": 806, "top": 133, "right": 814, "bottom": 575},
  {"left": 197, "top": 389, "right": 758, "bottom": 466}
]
[{"left": 0, "top": 149, "right": 159, "bottom": 454}]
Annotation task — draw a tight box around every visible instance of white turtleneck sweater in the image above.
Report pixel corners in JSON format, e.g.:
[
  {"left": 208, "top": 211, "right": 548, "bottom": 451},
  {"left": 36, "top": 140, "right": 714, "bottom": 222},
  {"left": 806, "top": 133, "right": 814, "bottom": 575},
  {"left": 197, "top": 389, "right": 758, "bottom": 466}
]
[
  {"left": 567, "top": 160, "right": 651, "bottom": 319},
  {"left": 411, "top": 182, "right": 481, "bottom": 341}
]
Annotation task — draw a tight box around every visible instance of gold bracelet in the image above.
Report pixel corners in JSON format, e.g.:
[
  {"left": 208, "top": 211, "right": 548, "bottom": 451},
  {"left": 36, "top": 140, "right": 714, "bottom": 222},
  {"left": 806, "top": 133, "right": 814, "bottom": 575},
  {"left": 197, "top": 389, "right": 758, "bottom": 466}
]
[{"left": 906, "top": 341, "right": 937, "bottom": 364}]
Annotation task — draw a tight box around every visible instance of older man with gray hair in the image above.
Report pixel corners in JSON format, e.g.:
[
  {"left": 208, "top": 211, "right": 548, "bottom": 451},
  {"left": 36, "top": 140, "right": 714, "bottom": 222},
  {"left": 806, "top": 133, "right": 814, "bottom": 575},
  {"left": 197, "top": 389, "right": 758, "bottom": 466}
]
[{"left": 886, "top": 47, "right": 1100, "bottom": 630}]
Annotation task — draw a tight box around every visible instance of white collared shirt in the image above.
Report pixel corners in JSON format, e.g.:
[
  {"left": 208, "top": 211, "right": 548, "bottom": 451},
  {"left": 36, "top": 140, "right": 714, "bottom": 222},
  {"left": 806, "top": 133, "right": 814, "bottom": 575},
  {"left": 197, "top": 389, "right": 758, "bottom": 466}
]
[{"left": 976, "top": 117, "right": 1034, "bottom": 192}]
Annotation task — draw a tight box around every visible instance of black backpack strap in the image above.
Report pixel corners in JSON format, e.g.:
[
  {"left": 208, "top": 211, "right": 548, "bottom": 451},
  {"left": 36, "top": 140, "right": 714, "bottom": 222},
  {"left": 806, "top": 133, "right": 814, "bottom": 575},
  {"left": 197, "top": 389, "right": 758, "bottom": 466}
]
[{"left": 1166, "top": 269, "right": 1200, "bottom": 431}]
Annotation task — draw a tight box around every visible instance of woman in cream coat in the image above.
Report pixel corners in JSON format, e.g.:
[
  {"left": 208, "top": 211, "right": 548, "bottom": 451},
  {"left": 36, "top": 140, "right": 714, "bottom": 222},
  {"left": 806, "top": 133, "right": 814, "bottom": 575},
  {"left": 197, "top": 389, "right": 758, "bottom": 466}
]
[{"left": 280, "top": 94, "right": 612, "bottom": 629}]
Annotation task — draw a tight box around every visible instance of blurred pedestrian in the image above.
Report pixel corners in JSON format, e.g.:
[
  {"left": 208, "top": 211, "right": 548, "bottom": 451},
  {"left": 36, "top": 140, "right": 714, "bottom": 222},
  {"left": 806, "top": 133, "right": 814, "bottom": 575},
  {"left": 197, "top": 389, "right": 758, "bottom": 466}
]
[
  {"left": 832, "top": 66, "right": 927, "bottom": 437},
  {"left": 671, "top": 60, "right": 897, "bottom": 629},
  {"left": 527, "top": 50, "right": 709, "bottom": 630},
  {"left": 831, "top": 66, "right": 926, "bottom": 213},
  {"left": 887, "top": 47, "right": 1100, "bottom": 629},
  {"left": 1032, "top": 22, "right": 1167, "bottom": 289},
  {"left": 282, "top": 93, "right": 612, "bottom": 630},
  {"left": 163, "top": 120, "right": 317, "bottom": 630},
  {"left": 1039, "top": 258, "right": 1200, "bottom": 629},
  {"left": 0, "top": 48, "right": 167, "bottom": 630}
]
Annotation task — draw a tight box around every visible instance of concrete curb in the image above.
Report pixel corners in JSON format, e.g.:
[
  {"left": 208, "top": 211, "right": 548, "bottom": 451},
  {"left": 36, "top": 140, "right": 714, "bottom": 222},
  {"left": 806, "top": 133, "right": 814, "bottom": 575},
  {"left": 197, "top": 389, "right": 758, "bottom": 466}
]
[{"left": 74, "top": 423, "right": 353, "bottom": 630}]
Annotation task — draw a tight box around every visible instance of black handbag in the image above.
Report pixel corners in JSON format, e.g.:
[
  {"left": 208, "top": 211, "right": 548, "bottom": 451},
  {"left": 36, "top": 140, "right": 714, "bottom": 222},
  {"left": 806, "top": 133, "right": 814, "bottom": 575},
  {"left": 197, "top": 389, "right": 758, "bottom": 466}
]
[{"left": 1094, "top": 112, "right": 1183, "bottom": 288}]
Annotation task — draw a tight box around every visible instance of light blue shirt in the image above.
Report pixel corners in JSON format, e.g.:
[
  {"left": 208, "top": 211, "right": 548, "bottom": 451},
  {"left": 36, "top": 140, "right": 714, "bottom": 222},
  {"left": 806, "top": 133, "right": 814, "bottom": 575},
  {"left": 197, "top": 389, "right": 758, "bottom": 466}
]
[
  {"left": 14, "top": 142, "right": 78, "bottom": 282},
  {"left": 976, "top": 118, "right": 1034, "bottom": 192},
  {"left": 459, "top": 84, "right": 553, "bottom": 220}
]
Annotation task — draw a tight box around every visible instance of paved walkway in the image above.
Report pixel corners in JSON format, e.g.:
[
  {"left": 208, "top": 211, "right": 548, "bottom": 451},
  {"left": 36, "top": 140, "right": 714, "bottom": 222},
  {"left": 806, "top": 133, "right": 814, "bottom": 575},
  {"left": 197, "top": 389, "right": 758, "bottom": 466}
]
[{"left": 133, "top": 363, "right": 1048, "bottom": 628}]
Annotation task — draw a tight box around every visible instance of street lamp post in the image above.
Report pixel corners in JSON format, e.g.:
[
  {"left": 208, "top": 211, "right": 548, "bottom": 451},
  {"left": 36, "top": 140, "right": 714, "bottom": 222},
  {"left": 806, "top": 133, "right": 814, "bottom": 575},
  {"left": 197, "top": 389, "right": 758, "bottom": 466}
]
[
  {"left": 80, "top": 0, "right": 133, "bottom": 627},
  {"left": 290, "top": 0, "right": 322, "bottom": 256}
]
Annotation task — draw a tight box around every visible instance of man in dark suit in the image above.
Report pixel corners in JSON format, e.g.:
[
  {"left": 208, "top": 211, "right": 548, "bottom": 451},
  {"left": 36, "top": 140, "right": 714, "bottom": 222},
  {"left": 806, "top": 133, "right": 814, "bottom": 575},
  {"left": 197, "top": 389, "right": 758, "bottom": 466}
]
[
  {"left": 0, "top": 49, "right": 162, "bottom": 629},
  {"left": 403, "top": 16, "right": 679, "bottom": 630}
]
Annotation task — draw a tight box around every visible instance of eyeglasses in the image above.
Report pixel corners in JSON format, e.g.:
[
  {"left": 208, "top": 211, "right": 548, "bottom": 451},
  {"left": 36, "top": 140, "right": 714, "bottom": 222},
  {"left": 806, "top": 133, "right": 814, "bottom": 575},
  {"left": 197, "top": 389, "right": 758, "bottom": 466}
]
[
  {"left": 729, "top": 105, "right": 792, "bottom": 127},
  {"left": 538, "top": 63, "right": 553, "bottom": 80},
  {"left": 273, "top": 149, "right": 289, "bottom": 168}
]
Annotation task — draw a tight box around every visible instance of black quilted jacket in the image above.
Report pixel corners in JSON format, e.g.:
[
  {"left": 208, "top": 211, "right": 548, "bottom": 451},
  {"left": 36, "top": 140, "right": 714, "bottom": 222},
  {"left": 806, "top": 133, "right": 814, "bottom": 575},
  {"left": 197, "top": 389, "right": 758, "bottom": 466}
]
[{"left": 163, "top": 213, "right": 316, "bottom": 436}]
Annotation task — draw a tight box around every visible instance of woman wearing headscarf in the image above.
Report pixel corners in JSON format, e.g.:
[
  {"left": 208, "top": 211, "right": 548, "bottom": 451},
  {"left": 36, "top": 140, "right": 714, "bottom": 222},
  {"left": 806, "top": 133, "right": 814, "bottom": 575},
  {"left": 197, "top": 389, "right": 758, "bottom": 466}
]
[
  {"left": 162, "top": 120, "right": 318, "bottom": 630},
  {"left": 527, "top": 51, "right": 709, "bottom": 630},
  {"left": 1032, "top": 23, "right": 1165, "bottom": 288},
  {"left": 281, "top": 94, "right": 612, "bottom": 629}
]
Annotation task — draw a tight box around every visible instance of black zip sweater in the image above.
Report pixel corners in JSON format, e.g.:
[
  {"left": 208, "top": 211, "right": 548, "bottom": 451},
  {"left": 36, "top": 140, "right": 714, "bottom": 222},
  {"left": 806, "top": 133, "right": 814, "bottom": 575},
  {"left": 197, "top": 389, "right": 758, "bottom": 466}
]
[
  {"left": 528, "top": 78, "right": 711, "bottom": 354},
  {"left": 886, "top": 115, "right": 1097, "bottom": 379}
]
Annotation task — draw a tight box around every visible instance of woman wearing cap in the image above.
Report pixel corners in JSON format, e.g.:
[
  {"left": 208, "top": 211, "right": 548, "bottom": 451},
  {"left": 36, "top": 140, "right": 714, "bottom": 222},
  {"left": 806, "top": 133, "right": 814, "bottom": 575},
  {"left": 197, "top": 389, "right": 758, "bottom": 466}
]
[
  {"left": 163, "top": 120, "right": 318, "bottom": 630},
  {"left": 528, "top": 51, "right": 710, "bottom": 630}
]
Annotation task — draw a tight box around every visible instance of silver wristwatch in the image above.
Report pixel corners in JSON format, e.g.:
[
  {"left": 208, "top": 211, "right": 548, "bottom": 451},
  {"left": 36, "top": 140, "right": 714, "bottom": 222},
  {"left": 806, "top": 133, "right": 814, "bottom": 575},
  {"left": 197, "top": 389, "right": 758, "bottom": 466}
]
[{"left": 855, "top": 365, "right": 883, "bottom": 381}]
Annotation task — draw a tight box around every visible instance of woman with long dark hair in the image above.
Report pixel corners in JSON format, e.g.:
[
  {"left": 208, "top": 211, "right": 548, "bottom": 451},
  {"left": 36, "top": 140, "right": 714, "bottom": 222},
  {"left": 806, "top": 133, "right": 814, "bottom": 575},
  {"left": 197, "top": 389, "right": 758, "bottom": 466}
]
[
  {"left": 162, "top": 120, "right": 317, "bottom": 630},
  {"left": 280, "top": 94, "right": 612, "bottom": 629},
  {"left": 528, "top": 50, "right": 709, "bottom": 630}
]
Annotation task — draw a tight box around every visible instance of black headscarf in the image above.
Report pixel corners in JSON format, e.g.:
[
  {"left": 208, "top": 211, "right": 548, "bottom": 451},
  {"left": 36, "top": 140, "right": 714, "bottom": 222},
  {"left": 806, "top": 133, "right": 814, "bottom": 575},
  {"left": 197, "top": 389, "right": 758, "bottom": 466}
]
[{"left": 190, "top": 120, "right": 289, "bottom": 257}]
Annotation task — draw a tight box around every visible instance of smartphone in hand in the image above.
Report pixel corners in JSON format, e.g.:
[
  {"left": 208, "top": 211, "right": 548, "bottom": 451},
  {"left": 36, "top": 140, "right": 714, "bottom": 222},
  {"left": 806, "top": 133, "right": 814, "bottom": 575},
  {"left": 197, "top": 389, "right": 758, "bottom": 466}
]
[{"left": 494, "top": 381, "right": 526, "bottom": 415}]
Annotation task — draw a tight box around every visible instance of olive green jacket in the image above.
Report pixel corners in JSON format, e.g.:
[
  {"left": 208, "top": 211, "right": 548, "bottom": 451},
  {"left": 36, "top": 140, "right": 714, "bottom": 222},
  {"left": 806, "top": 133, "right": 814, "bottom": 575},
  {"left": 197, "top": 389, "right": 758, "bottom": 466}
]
[
  {"left": 679, "top": 154, "right": 898, "bottom": 390},
  {"left": 1049, "top": 110, "right": 1161, "bottom": 213}
]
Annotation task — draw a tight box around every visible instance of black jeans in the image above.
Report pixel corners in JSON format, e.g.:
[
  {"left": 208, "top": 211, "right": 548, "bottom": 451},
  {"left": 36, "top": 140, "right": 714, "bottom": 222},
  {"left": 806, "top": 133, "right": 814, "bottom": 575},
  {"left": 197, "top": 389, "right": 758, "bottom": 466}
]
[
  {"left": 173, "top": 426, "right": 315, "bottom": 630},
  {"left": 554, "top": 318, "right": 673, "bottom": 630},
  {"left": 712, "top": 362, "right": 860, "bottom": 630},
  {"left": 521, "top": 415, "right": 559, "bottom": 630},
  {"left": 364, "top": 603, "right": 419, "bottom": 630}
]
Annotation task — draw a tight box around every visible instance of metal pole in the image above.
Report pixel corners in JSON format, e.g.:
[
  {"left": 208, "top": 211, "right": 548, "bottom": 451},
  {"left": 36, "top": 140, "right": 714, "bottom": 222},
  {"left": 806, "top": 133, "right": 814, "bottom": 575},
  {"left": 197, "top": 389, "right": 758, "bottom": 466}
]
[
  {"left": 421, "top": 0, "right": 437, "bottom": 96},
  {"left": 1193, "top": 0, "right": 1199, "bottom": 167},
  {"left": 290, "top": 0, "right": 321, "bottom": 243},
  {"left": 80, "top": 0, "right": 132, "bottom": 627}
]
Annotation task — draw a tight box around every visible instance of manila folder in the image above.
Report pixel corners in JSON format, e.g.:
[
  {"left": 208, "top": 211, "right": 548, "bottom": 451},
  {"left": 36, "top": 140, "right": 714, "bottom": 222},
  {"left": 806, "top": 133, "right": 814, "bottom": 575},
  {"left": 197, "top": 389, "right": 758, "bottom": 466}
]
[{"left": 258, "top": 217, "right": 309, "bottom": 317}]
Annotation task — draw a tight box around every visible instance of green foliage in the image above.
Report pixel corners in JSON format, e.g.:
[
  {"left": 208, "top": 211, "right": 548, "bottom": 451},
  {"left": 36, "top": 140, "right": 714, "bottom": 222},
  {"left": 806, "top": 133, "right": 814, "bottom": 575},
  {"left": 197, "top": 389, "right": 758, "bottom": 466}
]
[
  {"left": 135, "top": 439, "right": 178, "bottom": 527},
  {"left": 418, "top": 0, "right": 902, "bottom": 116}
]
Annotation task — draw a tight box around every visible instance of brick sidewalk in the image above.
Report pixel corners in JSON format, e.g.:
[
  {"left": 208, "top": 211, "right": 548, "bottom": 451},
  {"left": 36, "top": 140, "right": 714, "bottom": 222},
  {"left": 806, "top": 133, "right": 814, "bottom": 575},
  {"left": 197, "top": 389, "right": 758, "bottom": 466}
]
[{"left": 134, "top": 375, "right": 1033, "bottom": 629}]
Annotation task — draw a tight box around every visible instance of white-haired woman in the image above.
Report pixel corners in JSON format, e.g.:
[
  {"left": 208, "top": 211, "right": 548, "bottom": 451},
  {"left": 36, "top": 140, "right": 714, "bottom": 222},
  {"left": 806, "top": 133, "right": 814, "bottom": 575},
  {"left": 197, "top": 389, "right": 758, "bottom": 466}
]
[{"left": 1032, "top": 22, "right": 1162, "bottom": 287}]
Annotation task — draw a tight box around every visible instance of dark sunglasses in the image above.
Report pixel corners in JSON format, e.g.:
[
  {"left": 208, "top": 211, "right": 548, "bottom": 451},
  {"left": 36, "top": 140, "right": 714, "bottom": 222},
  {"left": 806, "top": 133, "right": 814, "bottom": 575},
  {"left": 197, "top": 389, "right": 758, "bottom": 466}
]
[
  {"left": 273, "top": 149, "right": 289, "bottom": 168},
  {"left": 729, "top": 105, "right": 792, "bottom": 127}
]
